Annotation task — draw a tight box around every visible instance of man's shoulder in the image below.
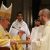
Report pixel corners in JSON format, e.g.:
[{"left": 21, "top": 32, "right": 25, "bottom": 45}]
[
  {"left": 23, "top": 21, "right": 27, "bottom": 25},
  {"left": 11, "top": 20, "right": 17, "bottom": 25},
  {"left": 31, "top": 27, "right": 37, "bottom": 31},
  {"left": 32, "top": 27, "right": 39, "bottom": 29},
  {"left": 13, "top": 20, "right": 17, "bottom": 23},
  {"left": 44, "top": 24, "right": 50, "bottom": 32}
]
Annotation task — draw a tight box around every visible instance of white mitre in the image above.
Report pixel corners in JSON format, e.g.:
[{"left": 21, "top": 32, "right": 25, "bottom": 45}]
[{"left": 0, "top": 1, "right": 12, "bottom": 19}]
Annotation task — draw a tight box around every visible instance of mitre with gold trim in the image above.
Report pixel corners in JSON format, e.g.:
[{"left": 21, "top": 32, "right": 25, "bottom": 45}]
[{"left": 0, "top": 1, "right": 12, "bottom": 19}]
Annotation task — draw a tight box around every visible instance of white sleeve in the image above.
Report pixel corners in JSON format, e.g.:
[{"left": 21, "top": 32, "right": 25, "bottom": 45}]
[
  {"left": 9, "top": 21, "right": 15, "bottom": 33},
  {"left": 31, "top": 28, "right": 39, "bottom": 42},
  {"left": 31, "top": 28, "right": 34, "bottom": 41},
  {"left": 9, "top": 21, "right": 18, "bottom": 36},
  {"left": 25, "top": 24, "right": 30, "bottom": 37}
]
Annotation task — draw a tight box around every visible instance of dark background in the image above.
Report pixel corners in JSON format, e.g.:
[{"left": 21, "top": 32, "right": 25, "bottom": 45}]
[{"left": 0, "top": 0, "right": 50, "bottom": 31}]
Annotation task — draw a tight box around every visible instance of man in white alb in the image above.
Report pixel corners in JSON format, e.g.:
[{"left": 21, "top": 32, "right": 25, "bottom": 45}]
[
  {"left": 31, "top": 8, "right": 50, "bottom": 50},
  {"left": 9, "top": 12, "right": 30, "bottom": 50}
]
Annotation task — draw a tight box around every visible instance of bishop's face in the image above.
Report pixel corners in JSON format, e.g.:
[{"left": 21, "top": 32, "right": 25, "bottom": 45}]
[{"left": 1, "top": 18, "right": 10, "bottom": 29}]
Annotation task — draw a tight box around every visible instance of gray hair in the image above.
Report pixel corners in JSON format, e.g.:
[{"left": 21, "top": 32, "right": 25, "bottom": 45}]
[{"left": 39, "top": 8, "right": 50, "bottom": 19}]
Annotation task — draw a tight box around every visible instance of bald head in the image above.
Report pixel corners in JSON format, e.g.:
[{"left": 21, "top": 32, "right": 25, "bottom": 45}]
[
  {"left": 39, "top": 9, "right": 50, "bottom": 19},
  {"left": 39, "top": 8, "right": 50, "bottom": 24}
]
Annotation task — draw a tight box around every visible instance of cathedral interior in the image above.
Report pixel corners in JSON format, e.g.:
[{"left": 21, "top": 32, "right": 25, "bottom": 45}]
[
  {"left": 0, "top": 0, "right": 50, "bottom": 31},
  {"left": 0, "top": 0, "right": 50, "bottom": 50}
]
